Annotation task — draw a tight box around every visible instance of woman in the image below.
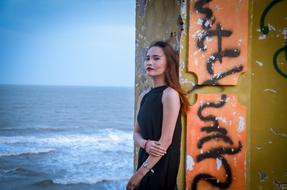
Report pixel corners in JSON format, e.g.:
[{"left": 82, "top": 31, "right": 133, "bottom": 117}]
[{"left": 126, "top": 41, "right": 190, "bottom": 190}]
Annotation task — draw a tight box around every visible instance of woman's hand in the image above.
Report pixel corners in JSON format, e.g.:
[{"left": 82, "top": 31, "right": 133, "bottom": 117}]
[
  {"left": 145, "top": 140, "right": 167, "bottom": 157},
  {"left": 126, "top": 171, "right": 144, "bottom": 190}
]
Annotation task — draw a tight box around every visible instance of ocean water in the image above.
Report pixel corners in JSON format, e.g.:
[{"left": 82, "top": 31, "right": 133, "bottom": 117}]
[{"left": 0, "top": 85, "right": 134, "bottom": 190}]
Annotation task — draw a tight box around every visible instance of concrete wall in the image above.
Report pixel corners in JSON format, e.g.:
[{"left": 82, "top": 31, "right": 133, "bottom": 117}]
[{"left": 135, "top": 0, "right": 287, "bottom": 189}]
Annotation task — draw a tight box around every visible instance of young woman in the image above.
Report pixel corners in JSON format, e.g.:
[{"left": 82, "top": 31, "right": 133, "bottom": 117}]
[{"left": 126, "top": 41, "right": 190, "bottom": 190}]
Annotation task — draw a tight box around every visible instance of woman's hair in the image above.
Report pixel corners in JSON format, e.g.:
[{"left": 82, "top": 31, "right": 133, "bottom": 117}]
[{"left": 147, "top": 40, "right": 190, "bottom": 114}]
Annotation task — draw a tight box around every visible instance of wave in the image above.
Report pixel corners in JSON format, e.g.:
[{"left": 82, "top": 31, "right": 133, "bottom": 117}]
[
  {"left": 34, "top": 179, "right": 54, "bottom": 187},
  {"left": 32, "top": 177, "right": 127, "bottom": 188},
  {"left": 0, "top": 128, "right": 133, "bottom": 188},
  {"left": 0, "top": 125, "right": 82, "bottom": 132},
  {"left": 0, "top": 128, "right": 133, "bottom": 153},
  {"left": 52, "top": 177, "right": 127, "bottom": 186},
  {"left": 0, "top": 148, "right": 55, "bottom": 157},
  {"left": 0, "top": 128, "right": 132, "bottom": 144},
  {"left": 0, "top": 167, "right": 41, "bottom": 176}
]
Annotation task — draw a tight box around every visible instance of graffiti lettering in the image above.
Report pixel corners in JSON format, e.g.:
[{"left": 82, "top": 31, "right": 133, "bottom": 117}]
[
  {"left": 194, "top": 0, "right": 215, "bottom": 29},
  {"left": 188, "top": 0, "right": 247, "bottom": 90},
  {"left": 191, "top": 95, "right": 242, "bottom": 190}
]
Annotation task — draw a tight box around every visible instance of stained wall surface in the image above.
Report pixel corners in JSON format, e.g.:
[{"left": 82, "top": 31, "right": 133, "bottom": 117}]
[
  {"left": 135, "top": 0, "right": 287, "bottom": 189},
  {"left": 186, "top": 0, "right": 249, "bottom": 189},
  {"left": 134, "top": 0, "right": 183, "bottom": 186},
  {"left": 250, "top": 0, "right": 287, "bottom": 189}
]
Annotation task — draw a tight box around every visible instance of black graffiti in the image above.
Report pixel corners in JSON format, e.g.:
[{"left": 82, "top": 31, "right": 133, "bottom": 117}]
[
  {"left": 197, "top": 133, "right": 233, "bottom": 148},
  {"left": 177, "top": 15, "right": 184, "bottom": 48},
  {"left": 259, "top": 0, "right": 283, "bottom": 35},
  {"left": 189, "top": 0, "right": 244, "bottom": 94},
  {"left": 187, "top": 65, "right": 244, "bottom": 93},
  {"left": 259, "top": 0, "right": 287, "bottom": 79},
  {"left": 192, "top": 156, "right": 233, "bottom": 190},
  {"left": 201, "top": 23, "right": 241, "bottom": 75},
  {"left": 191, "top": 94, "right": 242, "bottom": 190},
  {"left": 273, "top": 44, "right": 287, "bottom": 78},
  {"left": 197, "top": 23, "right": 232, "bottom": 52},
  {"left": 194, "top": 0, "right": 215, "bottom": 29}
]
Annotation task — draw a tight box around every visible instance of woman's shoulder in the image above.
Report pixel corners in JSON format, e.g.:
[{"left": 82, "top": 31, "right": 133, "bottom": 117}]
[
  {"left": 163, "top": 86, "right": 179, "bottom": 96},
  {"left": 162, "top": 87, "right": 180, "bottom": 103},
  {"left": 139, "top": 87, "right": 152, "bottom": 99},
  {"left": 137, "top": 87, "right": 152, "bottom": 106}
]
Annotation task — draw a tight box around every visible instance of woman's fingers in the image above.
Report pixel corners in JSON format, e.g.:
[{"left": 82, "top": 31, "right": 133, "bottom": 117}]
[
  {"left": 151, "top": 142, "right": 166, "bottom": 152},
  {"left": 151, "top": 141, "right": 166, "bottom": 150},
  {"left": 153, "top": 144, "right": 166, "bottom": 152},
  {"left": 149, "top": 147, "right": 166, "bottom": 156},
  {"left": 146, "top": 140, "right": 167, "bottom": 156},
  {"left": 151, "top": 147, "right": 166, "bottom": 155},
  {"left": 149, "top": 151, "right": 163, "bottom": 157}
]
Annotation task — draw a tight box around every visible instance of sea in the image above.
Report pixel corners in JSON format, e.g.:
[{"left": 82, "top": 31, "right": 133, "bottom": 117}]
[{"left": 0, "top": 85, "right": 134, "bottom": 190}]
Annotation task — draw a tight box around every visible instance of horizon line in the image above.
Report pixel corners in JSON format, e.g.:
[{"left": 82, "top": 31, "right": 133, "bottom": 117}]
[{"left": 0, "top": 83, "right": 134, "bottom": 88}]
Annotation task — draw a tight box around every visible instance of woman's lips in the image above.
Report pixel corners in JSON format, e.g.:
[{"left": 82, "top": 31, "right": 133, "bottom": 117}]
[{"left": 146, "top": 67, "right": 154, "bottom": 71}]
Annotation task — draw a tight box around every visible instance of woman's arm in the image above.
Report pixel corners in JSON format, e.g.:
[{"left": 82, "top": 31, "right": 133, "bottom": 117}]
[
  {"left": 133, "top": 89, "right": 149, "bottom": 149},
  {"left": 134, "top": 87, "right": 181, "bottom": 178},
  {"left": 128, "top": 88, "right": 172, "bottom": 190},
  {"left": 133, "top": 89, "right": 167, "bottom": 157}
]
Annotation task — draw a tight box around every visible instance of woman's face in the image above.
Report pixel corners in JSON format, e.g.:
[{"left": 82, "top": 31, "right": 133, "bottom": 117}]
[{"left": 144, "top": 46, "right": 167, "bottom": 77}]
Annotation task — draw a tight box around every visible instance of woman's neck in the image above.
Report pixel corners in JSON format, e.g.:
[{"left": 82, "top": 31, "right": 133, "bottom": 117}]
[{"left": 151, "top": 76, "right": 166, "bottom": 88}]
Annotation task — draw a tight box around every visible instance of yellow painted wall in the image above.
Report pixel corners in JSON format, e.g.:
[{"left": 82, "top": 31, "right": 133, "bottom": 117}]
[
  {"left": 250, "top": 0, "right": 287, "bottom": 189},
  {"left": 135, "top": 0, "right": 287, "bottom": 189}
]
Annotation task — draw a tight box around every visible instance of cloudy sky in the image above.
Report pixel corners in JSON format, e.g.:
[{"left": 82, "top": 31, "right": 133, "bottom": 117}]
[{"left": 0, "top": 0, "right": 135, "bottom": 87}]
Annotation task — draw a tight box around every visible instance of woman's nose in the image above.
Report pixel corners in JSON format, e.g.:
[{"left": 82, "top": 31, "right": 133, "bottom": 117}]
[{"left": 146, "top": 59, "right": 153, "bottom": 66}]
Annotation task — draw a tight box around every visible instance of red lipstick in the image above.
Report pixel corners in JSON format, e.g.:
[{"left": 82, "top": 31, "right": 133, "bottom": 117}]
[{"left": 146, "top": 67, "right": 154, "bottom": 71}]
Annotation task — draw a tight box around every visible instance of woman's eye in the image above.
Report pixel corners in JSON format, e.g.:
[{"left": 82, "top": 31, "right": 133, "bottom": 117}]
[
  {"left": 154, "top": 57, "right": 160, "bottom": 60},
  {"left": 145, "top": 57, "right": 150, "bottom": 61}
]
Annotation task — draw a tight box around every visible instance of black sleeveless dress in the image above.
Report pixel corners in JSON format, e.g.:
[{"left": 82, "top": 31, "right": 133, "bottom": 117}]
[{"left": 136, "top": 85, "right": 182, "bottom": 190}]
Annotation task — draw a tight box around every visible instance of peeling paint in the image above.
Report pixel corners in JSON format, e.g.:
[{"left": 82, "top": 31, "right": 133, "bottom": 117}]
[
  {"left": 268, "top": 23, "right": 276, "bottom": 31},
  {"left": 270, "top": 128, "right": 287, "bottom": 138},
  {"left": 282, "top": 27, "right": 287, "bottom": 39},
  {"left": 256, "top": 146, "right": 263, "bottom": 150},
  {"left": 264, "top": 140, "right": 272, "bottom": 145},
  {"left": 258, "top": 34, "right": 267, "bottom": 40},
  {"left": 193, "top": 58, "right": 198, "bottom": 66},
  {"left": 259, "top": 170, "right": 268, "bottom": 182},
  {"left": 193, "top": 48, "right": 201, "bottom": 55},
  {"left": 237, "top": 116, "right": 245, "bottom": 133},
  {"left": 180, "top": 78, "right": 195, "bottom": 86},
  {"left": 196, "top": 18, "right": 204, "bottom": 25},
  {"left": 256, "top": 60, "right": 264, "bottom": 67},
  {"left": 216, "top": 157, "right": 222, "bottom": 170},
  {"left": 186, "top": 155, "right": 195, "bottom": 171},
  {"left": 274, "top": 180, "right": 287, "bottom": 190},
  {"left": 264, "top": 88, "right": 277, "bottom": 93},
  {"left": 214, "top": 5, "right": 223, "bottom": 11},
  {"left": 215, "top": 116, "right": 227, "bottom": 124}
]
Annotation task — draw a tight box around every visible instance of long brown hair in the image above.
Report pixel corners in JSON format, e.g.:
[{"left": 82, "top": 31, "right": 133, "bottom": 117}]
[{"left": 147, "top": 40, "right": 190, "bottom": 114}]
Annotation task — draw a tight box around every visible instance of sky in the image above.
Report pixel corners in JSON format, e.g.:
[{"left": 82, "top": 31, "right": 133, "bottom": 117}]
[{"left": 0, "top": 0, "right": 135, "bottom": 87}]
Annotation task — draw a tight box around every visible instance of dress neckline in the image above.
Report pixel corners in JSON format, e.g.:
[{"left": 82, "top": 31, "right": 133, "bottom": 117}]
[{"left": 150, "top": 85, "right": 168, "bottom": 92}]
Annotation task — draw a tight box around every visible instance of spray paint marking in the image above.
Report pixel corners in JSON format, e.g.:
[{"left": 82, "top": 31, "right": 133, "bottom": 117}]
[
  {"left": 188, "top": 0, "right": 248, "bottom": 89},
  {"left": 186, "top": 94, "right": 246, "bottom": 190}
]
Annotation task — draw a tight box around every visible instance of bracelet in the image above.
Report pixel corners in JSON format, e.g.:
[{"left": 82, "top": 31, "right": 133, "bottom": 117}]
[
  {"left": 143, "top": 140, "right": 149, "bottom": 150},
  {"left": 142, "top": 161, "right": 154, "bottom": 173}
]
